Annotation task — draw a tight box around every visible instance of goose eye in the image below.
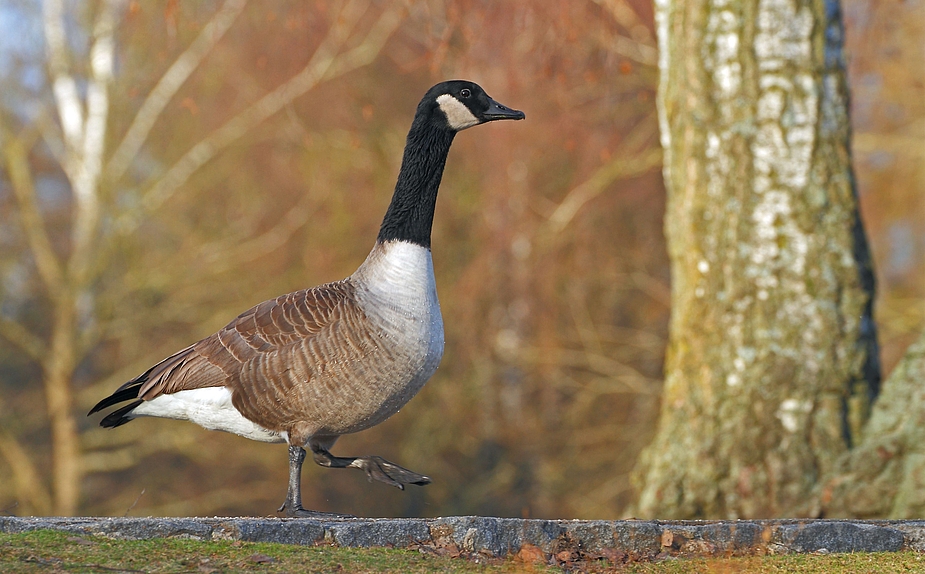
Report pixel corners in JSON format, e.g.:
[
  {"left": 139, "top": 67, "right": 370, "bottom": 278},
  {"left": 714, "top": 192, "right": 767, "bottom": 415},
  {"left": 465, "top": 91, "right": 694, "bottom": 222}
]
[{"left": 459, "top": 88, "right": 471, "bottom": 98}]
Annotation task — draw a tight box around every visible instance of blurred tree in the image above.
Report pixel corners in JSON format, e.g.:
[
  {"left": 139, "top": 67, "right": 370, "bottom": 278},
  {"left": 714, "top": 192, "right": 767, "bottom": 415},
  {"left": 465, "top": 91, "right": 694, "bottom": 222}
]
[
  {"left": 0, "top": 0, "right": 401, "bottom": 516},
  {"left": 822, "top": 328, "right": 925, "bottom": 518},
  {"left": 843, "top": 0, "right": 925, "bottom": 372},
  {"left": 1, "top": 0, "right": 917, "bottom": 520},
  {"left": 1, "top": 0, "right": 668, "bottom": 519},
  {"left": 632, "top": 0, "right": 880, "bottom": 518},
  {"left": 395, "top": 0, "right": 667, "bottom": 519},
  {"left": 816, "top": 0, "right": 925, "bottom": 519}
]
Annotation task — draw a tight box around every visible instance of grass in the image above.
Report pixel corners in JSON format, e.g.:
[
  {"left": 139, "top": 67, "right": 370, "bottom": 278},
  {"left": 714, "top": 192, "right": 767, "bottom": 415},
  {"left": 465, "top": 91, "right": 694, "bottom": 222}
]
[
  {"left": 0, "top": 530, "right": 553, "bottom": 573},
  {"left": 1, "top": 529, "right": 925, "bottom": 573},
  {"left": 620, "top": 553, "right": 925, "bottom": 573}
]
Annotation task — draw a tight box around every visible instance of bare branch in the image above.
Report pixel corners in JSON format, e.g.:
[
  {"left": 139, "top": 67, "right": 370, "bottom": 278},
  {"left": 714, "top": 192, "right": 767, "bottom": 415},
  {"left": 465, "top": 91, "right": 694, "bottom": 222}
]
[
  {"left": 133, "top": 482, "right": 278, "bottom": 516},
  {"left": 76, "top": 317, "right": 103, "bottom": 360},
  {"left": 105, "top": 0, "right": 249, "bottom": 183},
  {"left": 525, "top": 348, "right": 658, "bottom": 394},
  {"left": 590, "top": 0, "right": 646, "bottom": 28},
  {"left": 42, "top": 0, "right": 84, "bottom": 152},
  {"left": 80, "top": 447, "right": 140, "bottom": 474},
  {"left": 543, "top": 148, "right": 661, "bottom": 235},
  {"left": 69, "top": 0, "right": 122, "bottom": 285},
  {"left": 629, "top": 271, "right": 671, "bottom": 307},
  {"left": 1, "top": 132, "right": 65, "bottom": 297},
  {"left": 854, "top": 130, "right": 925, "bottom": 161},
  {"left": 199, "top": 191, "right": 320, "bottom": 273},
  {"left": 34, "top": 110, "right": 67, "bottom": 169},
  {"left": 0, "top": 316, "right": 47, "bottom": 361},
  {"left": 318, "top": 1, "right": 405, "bottom": 78},
  {"left": 542, "top": 111, "right": 661, "bottom": 236},
  {"left": 81, "top": 422, "right": 199, "bottom": 474},
  {"left": 0, "top": 425, "right": 52, "bottom": 515},
  {"left": 115, "top": 0, "right": 402, "bottom": 232},
  {"left": 610, "top": 35, "right": 659, "bottom": 67},
  {"left": 589, "top": 0, "right": 659, "bottom": 66}
]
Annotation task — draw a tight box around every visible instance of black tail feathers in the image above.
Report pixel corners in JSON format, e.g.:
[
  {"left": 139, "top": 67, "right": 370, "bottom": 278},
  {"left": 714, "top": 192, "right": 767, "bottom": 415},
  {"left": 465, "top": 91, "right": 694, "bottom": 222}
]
[
  {"left": 87, "top": 384, "right": 143, "bottom": 416},
  {"left": 88, "top": 374, "right": 148, "bottom": 427},
  {"left": 98, "top": 399, "right": 144, "bottom": 428}
]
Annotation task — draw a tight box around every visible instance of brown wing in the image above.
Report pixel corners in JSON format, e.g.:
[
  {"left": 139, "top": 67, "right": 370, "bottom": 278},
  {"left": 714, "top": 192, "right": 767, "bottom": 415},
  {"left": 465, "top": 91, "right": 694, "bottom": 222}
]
[
  {"left": 91, "top": 280, "right": 363, "bottom": 426},
  {"left": 223, "top": 279, "right": 378, "bottom": 431},
  {"left": 143, "top": 279, "right": 359, "bottom": 395}
]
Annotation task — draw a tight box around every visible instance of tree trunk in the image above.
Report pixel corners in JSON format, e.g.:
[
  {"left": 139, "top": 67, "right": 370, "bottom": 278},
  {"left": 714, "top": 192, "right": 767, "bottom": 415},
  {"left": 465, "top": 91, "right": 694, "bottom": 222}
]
[
  {"left": 45, "top": 299, "right": 80, "bottom": 516},
  {"left": 822, "top": 329, "right": 925, "bottom": 518},
  {"left": 632, "top": 0, "right": 879, "bottom": 518}
]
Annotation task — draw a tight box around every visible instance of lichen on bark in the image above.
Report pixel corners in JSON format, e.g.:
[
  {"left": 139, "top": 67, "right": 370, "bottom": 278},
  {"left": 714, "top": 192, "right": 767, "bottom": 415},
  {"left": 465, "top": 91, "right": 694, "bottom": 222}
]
[
  {"left": 633, "top": 0, "right": 879, "bottom": 518},
  {"left": 823, "top": 330, "right": 925, "bottom": 518}
]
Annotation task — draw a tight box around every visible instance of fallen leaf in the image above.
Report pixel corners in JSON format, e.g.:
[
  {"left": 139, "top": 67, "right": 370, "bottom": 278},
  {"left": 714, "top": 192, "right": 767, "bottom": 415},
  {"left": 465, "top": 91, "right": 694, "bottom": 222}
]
[
  {"left": 66, "top": 536, "right": 94, "bottom": 546},
  {"left": 600, "top": 547, "right": 627, "bottom": 564},
  {"left": 432, "top": 541, "right": 461, "bottom": 558},
  {"left": 248, "top": 553, "right": 277, "bottom": 564},
  {"left": 516, "top": 543, "right": 546, "bottom": 564}
]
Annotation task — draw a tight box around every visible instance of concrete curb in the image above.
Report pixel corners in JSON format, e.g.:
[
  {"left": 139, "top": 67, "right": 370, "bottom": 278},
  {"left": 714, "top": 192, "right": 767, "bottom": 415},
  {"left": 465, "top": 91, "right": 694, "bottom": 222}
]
[{"left": 3, "top": 516, "right": 923, "bottom": 558}]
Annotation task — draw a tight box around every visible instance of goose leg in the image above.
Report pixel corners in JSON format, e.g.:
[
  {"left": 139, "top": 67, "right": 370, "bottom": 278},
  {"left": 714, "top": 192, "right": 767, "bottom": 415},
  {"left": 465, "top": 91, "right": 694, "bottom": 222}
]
[
  {"left": 277, "top": 445, "right": 354, "bottom": 518},
  {"left": 308, "top": 442, "right": 432, "bottom": 490}
]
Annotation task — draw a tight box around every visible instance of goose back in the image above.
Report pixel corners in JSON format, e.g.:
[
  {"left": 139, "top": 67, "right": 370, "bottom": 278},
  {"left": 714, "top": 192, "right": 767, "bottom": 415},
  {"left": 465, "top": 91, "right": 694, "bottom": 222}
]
[{"left": 122, "top": 240, "right": 443, "bottom": 441}]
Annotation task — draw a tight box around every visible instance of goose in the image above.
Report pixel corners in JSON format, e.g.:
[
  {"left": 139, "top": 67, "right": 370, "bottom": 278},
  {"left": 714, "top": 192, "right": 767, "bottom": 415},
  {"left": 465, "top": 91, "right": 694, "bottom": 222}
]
[{"left": 89, "top": 80, "right": 525, "bottom": 517}]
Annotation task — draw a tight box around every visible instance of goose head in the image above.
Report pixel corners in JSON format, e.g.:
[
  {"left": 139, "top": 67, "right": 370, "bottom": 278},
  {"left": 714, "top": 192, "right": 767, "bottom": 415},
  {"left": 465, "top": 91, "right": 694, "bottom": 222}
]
[{"left": 420, "top": 80, "right": 525, "bottom": 132}]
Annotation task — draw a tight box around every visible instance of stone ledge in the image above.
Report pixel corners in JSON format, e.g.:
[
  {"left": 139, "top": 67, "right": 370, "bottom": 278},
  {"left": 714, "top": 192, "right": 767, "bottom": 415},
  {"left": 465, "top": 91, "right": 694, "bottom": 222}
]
[{"left": 2, "top": 516, "right": 921, "bottom": 558}]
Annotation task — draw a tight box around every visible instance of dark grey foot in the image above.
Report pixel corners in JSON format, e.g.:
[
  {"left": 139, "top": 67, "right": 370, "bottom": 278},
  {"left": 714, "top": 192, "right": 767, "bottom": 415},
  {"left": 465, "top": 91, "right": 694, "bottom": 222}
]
[
  {"left": 353, "top": 456, "right": 432, "bottom": 490},
  {"left": 279, "top": 444, "right": 354, "bottom": 519},
  {"left": 309, "top": 444, "right": 432, "bottom": 490},
  {"left": 277, "top": 501, "right": 355, "bottom": 519}
]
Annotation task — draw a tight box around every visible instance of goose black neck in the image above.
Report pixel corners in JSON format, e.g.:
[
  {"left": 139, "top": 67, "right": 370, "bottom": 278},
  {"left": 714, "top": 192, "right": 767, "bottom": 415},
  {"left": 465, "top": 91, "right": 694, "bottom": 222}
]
[{"left": 377, "top": 117, "right": 456, "bottom": 248}]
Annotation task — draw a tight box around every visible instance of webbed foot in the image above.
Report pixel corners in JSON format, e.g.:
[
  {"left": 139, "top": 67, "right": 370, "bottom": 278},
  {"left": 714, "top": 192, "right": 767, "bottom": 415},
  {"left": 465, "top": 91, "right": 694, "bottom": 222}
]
[
  {"left": 350, "top": 456, "right": 432, "bottom": 490},
  {"left": 309, "top": 444, "right": 432, "bottom": 490},
  {"left": 277, "top": 500, "right": 355, "bottom": 519}
]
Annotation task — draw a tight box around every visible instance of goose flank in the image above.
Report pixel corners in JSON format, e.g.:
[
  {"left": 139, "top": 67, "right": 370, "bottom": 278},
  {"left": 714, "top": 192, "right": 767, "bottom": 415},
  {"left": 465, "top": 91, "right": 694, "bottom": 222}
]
[{"left": 89, "top": 80, "right": 525, "bottom": 517}]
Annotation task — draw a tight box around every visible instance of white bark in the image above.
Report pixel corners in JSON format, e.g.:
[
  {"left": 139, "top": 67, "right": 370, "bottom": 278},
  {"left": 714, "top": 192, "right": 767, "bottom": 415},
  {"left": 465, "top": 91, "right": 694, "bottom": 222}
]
[
  {"left": 69, "top": 0, "right": 121, "bottom": 283},
  {"left": 106, "top": 0, "right": 249, "bottom": 183},
  {"left": 43, "top": 0, "right": 84, "bottom": 151},
  {"left": 633, "top": 0, "right": 878, "bottom": 518}
]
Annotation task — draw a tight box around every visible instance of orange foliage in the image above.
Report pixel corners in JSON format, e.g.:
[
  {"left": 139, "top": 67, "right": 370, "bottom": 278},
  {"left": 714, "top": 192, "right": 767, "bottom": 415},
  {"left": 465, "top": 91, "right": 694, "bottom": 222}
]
[{"left": 0, "top": 0, "right": 920, "bottom": 519}]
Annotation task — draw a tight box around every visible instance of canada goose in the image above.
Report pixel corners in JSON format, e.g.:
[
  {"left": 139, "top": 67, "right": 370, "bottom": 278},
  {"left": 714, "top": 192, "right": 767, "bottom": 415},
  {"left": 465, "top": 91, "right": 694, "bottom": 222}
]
[{"left": 89, "top": 80, "right": 524, "bottom": 517}]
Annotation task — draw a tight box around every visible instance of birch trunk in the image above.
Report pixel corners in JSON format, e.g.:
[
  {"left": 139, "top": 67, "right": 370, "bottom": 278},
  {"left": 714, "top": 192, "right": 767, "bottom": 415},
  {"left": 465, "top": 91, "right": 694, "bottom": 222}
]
[
  {"left": 40, "top": 0, "right": 122, "bottom": 515},
  {"left": 633, "top": 0, "right": 879, "bottom": 518},
  {"left": 823, "top": 330, "right": 925, "bottom": 518},
  {"left": 45, "top": 300, "right": 80, "bottom": 515}
]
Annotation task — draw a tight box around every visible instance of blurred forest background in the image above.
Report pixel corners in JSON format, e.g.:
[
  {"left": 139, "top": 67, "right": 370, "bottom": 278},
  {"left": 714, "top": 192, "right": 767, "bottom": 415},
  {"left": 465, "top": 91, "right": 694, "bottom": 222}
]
[{"left": 0, "top": 0, "right": 922, "bottom": 519}]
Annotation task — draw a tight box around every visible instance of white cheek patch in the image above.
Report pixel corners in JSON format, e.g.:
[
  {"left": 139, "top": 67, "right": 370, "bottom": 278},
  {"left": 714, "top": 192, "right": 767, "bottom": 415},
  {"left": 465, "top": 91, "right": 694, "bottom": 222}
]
[{"left": 436, "top": 94, "right": 480, "bottom": 130}]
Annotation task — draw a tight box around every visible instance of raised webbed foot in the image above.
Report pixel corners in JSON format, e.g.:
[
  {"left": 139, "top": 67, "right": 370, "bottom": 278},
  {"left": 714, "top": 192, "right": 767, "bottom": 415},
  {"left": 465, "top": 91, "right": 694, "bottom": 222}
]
[
  {"left": 309, "top": 443, "right": 432, "bottom": 490},
  {"left": 277, "top": 500, "right": 355, "bottom": 519},
  {"left": 350, "top": 456, "right": 432, "bottom": 490}
]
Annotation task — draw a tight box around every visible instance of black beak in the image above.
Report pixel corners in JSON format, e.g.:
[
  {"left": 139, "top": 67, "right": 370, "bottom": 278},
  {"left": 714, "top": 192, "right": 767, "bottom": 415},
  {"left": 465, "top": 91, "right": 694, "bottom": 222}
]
[{"left": 484, "top": 97, "right": 525, "bottom": 121}]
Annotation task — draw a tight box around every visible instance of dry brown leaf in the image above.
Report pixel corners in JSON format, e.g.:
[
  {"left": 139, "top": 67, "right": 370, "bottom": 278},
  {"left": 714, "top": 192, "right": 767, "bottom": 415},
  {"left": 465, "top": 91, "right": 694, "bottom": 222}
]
[
  {"left": 515, "top": 543, "right": 546, "bottom": 564},
  {"left": 248, "top": 553, "right": 277, "bottom": 564}
]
